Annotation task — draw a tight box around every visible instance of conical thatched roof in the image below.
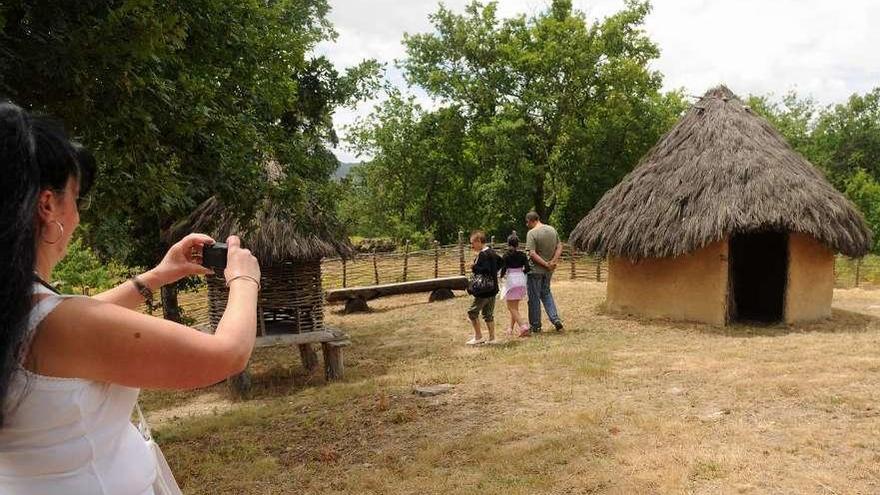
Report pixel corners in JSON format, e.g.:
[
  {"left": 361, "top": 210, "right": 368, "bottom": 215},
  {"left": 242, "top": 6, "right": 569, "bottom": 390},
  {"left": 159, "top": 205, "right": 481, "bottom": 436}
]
[
  {"left": 570, "top": 85, "right": 872, "bottom": 260},
  {"left": 170, "top": 195, "right": 353, "bottom": 264}
]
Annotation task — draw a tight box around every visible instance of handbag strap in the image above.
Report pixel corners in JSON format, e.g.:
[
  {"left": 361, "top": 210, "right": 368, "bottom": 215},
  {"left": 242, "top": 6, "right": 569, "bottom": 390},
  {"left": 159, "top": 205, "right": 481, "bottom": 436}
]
[{"left": 135, "top": 402, "right": 153, "bottom": 441}]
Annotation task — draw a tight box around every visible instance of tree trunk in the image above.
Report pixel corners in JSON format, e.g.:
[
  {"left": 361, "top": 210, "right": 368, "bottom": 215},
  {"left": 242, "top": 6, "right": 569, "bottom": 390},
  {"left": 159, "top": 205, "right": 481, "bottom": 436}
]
[
  {"left": 157, "top": 226, "right": 182, "bottom": 323},
  {"left": 161, "top": 284, "right": 183, "bottom": 323},
  {"left": 533, "top": 163, "right": 547, "bottom": 220}
]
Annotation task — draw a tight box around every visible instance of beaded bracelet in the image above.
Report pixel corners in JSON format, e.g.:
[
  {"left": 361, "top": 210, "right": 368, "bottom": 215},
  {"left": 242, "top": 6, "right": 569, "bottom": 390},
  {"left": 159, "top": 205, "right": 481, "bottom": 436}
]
[{"left": 225, "top": 275, "right": 261, "bottom": 291}]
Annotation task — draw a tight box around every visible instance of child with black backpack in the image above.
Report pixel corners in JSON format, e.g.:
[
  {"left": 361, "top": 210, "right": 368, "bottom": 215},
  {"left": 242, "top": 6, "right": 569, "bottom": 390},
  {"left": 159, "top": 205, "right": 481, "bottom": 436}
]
[{"left": 465, "top": 230, "right": 502, "bottom": 345}]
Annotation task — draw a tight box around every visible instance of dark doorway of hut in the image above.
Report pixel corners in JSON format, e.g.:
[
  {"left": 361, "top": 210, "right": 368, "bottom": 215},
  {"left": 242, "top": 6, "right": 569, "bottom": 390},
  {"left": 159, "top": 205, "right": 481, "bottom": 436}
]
[{"left": 728, "top": 231, "right": 788, "bottom": 324}]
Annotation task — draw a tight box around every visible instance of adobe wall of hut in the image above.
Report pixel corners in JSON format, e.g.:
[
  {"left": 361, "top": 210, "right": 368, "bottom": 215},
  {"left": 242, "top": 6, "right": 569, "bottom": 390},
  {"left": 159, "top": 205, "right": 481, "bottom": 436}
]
[
  {"left": 606, "top": 240, "right": 729, "bottom": 325},
  {"left": 784, "top": 233, "right": 834, "bottom": 323}
]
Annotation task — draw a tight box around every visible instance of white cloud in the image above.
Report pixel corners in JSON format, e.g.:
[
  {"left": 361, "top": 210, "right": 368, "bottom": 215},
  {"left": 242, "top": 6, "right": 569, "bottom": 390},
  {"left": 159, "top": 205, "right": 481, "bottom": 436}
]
[{"left": 317, "top": 0, "right": 880, "bottom": 162}]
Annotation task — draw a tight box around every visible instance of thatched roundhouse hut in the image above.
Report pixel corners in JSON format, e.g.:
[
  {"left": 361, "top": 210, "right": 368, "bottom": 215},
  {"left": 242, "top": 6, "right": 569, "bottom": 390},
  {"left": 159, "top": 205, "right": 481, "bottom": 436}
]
[
  {"left": 570, "top": 85, "right": 872, "bottom": 325},
  {"left": 183, "top": 196, "right": 352, "bottom": 336}
]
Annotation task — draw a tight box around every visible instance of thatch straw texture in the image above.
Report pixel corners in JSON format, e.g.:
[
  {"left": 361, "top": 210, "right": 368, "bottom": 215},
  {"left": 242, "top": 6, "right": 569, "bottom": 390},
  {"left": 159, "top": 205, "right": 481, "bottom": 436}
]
[
  {"left": 180, "top": 196, "right": 353, "bottom": 264},
  {"left": 570, "top": 85, "right": 872, "bottom": 259}
]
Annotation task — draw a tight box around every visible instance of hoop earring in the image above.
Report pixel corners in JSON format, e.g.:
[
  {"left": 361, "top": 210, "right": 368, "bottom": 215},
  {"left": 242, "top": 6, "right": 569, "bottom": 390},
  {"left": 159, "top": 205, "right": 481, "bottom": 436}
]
[{"left": 42, "top": 220, "right": 64, "bottom": 245}]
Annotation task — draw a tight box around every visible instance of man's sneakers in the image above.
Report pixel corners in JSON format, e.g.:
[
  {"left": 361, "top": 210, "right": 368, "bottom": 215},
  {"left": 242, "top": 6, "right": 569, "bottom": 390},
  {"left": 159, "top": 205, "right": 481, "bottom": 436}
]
[
  {"left": 465, "top": 337, "right": 486, "bottom": 346},
  {"left": 528, "top": 321, "right": 564, "bottom": 334}
]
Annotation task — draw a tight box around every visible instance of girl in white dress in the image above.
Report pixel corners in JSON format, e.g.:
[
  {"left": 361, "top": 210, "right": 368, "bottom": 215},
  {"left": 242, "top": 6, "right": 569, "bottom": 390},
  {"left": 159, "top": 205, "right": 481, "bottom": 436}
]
[{"left": 499, "top": 232, "right": 530, "bottom": 337}]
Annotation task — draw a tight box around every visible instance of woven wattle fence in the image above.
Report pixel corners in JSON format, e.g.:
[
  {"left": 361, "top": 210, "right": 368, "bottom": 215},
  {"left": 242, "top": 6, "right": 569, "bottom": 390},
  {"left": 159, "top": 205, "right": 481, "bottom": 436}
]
[{"left": 208, "top": 259, "right": 324, "bottom": 335}]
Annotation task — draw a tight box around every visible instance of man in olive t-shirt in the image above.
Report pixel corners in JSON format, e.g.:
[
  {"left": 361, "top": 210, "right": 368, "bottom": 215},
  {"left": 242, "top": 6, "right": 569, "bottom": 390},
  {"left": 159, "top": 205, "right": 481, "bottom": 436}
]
[{"left": 525, "top": 211, "right": 563, "bottom": 333}]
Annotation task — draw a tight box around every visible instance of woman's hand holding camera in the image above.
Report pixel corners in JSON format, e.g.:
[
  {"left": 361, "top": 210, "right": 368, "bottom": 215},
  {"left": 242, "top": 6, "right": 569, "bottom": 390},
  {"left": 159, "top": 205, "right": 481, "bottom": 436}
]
[
  {"left": 143, "top": 232, "right": 258, "bottom": 292},
  {"left": 149, "top": 233, "right": 216, "bottom": 287},
  {"left": 223, "top": 235, "right": 261, "bottom": 290}
]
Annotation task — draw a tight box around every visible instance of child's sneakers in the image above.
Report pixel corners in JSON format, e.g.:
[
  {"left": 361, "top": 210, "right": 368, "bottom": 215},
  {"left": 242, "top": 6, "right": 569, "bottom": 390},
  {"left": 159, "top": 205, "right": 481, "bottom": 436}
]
[{"left": 517, "top": 324, "right": 531, "bottom": 338}]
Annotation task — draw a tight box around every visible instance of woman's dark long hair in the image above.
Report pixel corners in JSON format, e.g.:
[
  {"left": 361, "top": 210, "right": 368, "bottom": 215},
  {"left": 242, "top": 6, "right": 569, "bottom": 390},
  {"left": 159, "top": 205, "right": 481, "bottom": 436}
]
[{"left": 0, "top": 102, "right": 95, "bottom": 427}]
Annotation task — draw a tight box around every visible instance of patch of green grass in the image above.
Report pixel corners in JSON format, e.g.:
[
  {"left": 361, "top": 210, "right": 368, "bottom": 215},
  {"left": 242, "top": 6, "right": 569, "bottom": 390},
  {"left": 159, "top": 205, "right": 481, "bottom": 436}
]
[{"left": 689, "top": 458, "right": 726, "bottom": 482}]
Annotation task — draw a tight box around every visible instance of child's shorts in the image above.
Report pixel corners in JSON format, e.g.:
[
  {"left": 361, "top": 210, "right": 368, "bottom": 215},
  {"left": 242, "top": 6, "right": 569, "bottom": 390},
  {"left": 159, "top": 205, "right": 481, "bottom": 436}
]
[{"left": 467, "top": 296, "right": 495, "bottom": 322}]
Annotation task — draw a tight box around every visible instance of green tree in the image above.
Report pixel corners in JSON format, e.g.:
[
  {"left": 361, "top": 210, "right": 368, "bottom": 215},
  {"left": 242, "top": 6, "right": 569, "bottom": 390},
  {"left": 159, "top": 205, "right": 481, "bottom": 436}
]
[
  {"left": 812, "top": 88, "right": 880, "bottom": 189},
  {"left": 0, "top": 0, "right": 380, "bottom": 265},
  {"left": 393, "top": 0, "right": 683, "bottom": 237},
  {"left": 843, "top": 169, "right": 880, "bottom": 253},
  {"left": 53, "top": 236, "right": 129, "bottom": 294},
  {"left": 343, "top": 91, "right": 482, "bottom": 242}
]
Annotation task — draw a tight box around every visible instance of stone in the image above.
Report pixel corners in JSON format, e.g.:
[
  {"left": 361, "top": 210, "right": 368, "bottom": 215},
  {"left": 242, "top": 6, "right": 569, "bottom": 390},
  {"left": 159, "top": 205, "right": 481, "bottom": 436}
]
[
  {"left": 700, "top": 408, "right": 731, "bottom": 422},
  {"left": 413, "top": 384, "right": 454, "bottom": 397}
]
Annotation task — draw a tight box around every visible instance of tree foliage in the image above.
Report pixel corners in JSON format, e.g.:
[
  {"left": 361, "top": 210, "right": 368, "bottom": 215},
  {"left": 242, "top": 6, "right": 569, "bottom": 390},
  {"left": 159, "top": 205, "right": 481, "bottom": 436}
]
[
  {"left": 343, "top": 0, "right": 685, "bottom": 241},
  {"left": 812, "top": 88, "right": 880, "bottom": 190},
  {"left": 341, "top": 91, "right": 480, "bottom": 242},
  {"left": 53, "top": 236, "right": 129, "bottom": 294},
  {"left": 1, "top": 0, "right": 380, "bottom": 264},
  {"left": 843, "top": 169, "right": 880, "bottom": 253}
]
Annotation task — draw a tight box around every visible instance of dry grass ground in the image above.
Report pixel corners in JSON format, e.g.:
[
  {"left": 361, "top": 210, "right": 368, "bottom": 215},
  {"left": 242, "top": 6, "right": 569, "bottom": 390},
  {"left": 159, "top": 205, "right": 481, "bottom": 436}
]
[{"left": 142, "top": 281, "right": 880, "bottom": 494}]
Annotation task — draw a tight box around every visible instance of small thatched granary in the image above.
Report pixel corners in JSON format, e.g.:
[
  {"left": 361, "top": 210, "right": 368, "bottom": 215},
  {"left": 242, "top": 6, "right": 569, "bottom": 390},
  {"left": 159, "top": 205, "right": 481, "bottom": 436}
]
[
  {"left": 183, "top": 195, "right": 352, "bottom": 336},
  {"left": 570, "top": 85, "right": 872, "bottom": 325}
]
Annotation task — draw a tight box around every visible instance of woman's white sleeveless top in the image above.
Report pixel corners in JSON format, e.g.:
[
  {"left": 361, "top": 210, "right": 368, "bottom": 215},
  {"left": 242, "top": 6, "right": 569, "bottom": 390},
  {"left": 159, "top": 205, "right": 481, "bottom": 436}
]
[{"left": 0, "top": 284, "right": 157, "bottom": 494}]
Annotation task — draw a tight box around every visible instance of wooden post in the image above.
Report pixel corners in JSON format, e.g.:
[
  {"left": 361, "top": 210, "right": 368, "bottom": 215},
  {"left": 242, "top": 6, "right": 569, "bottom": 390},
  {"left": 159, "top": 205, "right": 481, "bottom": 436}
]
[
  {"left": 344, "top": 297, "right": 370, "bottom": 314},
  {"left": 160, "top": 284, "right": 182, "bottom": 323},
  {"left": 322, "top": 341, "right": 346, "bottom": 381},
  {"left": 298, "top": 344, "right": 319, "bottom": 372},
  {"left": 570, "top": 245, "right": 577, "bottom": 280},
  {"left": 342, "top": 258, "right": 347, "bottom": 288},
  {"left": 429, "top": 288, "right": 455, "bottom": 302},
  {"left": 227, "top": 367, "right": 253, "bottom": 399},
  {"left": 373, "top": 248, "right": 380, "bottom": 285},
  {"left": 596, "top": 257, "right": 603, "bottom": 282},
  {"left": 856, "top": 258, "right": 862, "bottom": 287},
  {"left": 403, "top": 240, "right": 410, "bottom": 282},
  {"left": 458, "top": 230, "right": 465, "bottom": 276},
  {"left": 433, "top": 240, "right": 440, "bottom": 279}
]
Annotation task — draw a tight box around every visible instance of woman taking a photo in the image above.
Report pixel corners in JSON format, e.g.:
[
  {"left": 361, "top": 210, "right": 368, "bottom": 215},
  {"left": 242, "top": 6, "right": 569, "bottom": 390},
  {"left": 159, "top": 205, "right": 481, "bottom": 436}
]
[{"left": 0, "top": 101, "right": 261, "bottom": 494}]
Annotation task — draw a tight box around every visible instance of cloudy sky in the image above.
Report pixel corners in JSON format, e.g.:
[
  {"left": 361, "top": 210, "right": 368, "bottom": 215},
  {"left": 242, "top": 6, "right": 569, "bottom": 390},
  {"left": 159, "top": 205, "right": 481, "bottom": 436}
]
[{"left": 316, "top": 0, "right": 880, "bottom": 162}]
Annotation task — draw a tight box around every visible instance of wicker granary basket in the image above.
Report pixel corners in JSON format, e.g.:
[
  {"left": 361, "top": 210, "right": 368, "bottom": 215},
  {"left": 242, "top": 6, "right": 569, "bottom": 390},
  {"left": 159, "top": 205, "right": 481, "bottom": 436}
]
[{"left": 208, "top": 259, "right": 324, "bottom": 336}]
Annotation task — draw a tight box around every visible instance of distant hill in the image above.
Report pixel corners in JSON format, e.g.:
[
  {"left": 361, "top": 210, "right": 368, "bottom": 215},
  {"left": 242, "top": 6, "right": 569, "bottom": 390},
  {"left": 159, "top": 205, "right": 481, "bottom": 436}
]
[{"left": 334, "top": 161, "right": 361, "bottom": 179}]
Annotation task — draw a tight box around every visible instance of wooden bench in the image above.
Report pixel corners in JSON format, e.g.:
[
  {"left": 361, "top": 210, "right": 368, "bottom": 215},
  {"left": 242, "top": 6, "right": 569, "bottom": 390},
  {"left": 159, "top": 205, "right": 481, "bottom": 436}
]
[
  {"left": 226, "top": 328, "right": 350, "bottom": 397},
  {"left": 325, "top": 276, "right": 468, "bottom": 313}
]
